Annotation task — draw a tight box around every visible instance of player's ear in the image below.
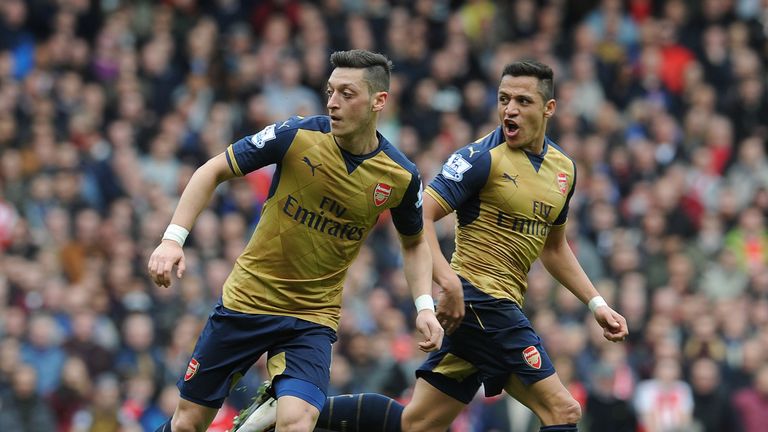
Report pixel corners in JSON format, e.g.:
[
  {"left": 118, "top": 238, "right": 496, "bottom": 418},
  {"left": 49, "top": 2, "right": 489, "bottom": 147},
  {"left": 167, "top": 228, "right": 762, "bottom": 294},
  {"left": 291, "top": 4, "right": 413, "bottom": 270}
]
[
  {"left": 544, "top": 99, "right": 556, "bottom": 118},
  {"left": 371, "top": 91, "right": 388, "bottom": 113}
]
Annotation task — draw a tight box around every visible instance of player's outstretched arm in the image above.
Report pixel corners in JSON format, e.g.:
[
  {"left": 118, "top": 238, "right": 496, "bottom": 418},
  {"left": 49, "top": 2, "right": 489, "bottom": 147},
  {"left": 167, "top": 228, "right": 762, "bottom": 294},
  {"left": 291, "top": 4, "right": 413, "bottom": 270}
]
[
  {"left": 422, "top": 194, "right": 465, "bottom": 334},
  {"left": 147, "top": 153, "right": 237, "bottom": 288},
  {"left": 401, "top": 234, "right": 444, "bottom": 352},
  {"left": 540, "top": 226, "right": 629, "bottom": 342}
]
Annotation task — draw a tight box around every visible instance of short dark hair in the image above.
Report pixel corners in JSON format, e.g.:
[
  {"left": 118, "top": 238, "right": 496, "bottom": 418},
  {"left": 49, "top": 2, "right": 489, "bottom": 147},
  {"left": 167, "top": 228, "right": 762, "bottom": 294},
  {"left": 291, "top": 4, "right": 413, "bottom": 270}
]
[
  {"left": 330, "top": 49, "right": 393, "bottom": 93},
  {"left": 501, "top": 60, "right": 554, "bottom": 102}
]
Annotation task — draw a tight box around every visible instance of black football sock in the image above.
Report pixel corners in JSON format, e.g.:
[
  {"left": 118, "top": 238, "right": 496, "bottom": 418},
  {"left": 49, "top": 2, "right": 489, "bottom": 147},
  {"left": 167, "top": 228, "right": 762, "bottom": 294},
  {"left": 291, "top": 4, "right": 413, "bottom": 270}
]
[
  {"left": 540, "top": 424, "right": 578, "bottom": 431},
  {"left": 316, "top": 393, "right": 403, "bottom": 432}
]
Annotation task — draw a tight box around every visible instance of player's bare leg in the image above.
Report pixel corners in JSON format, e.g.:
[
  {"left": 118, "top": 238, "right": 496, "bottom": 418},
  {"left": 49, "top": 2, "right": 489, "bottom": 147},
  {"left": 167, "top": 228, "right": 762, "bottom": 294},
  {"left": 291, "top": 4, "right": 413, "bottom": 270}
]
[
  {"left": 274, "top": 395, "right": 320, "bottom": 432},
  {"left": 400, "top": 378, "right": 466, "bottom": 432},
  {"left": 503, "top": 372, "right": 581, "bottom": 427},
  {"left": 231, "top": 381, "right": 321, "bottom": 432},
  {"left": 162, "top": 398, "right": 218, "bottom": 432}
]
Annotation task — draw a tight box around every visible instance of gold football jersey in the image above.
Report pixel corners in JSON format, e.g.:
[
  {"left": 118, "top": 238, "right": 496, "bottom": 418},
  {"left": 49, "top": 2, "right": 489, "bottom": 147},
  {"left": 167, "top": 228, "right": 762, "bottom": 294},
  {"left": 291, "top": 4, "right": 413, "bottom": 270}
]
[
  {"left": 426, "top": 127, "right": 576, "bottom": 306},
  {"left": 222, "top": 116, "right": 424, "bottom": 329}
]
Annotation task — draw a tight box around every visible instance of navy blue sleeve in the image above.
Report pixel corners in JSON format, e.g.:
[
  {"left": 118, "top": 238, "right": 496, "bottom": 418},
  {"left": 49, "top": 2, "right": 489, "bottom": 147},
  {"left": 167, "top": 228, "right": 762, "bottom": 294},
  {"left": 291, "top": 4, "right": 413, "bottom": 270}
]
[
  {"left": 553, "top": 162, "right": 577, "bottom": 225},
  {"left": 225, "top": 117, "right": 300, "bottom": 175},
  {"left": 390, "top": 171, "right": 424, "bottom": 236},
  {"left": 427, "top": 147, "right": 491, "bottom": 211}
]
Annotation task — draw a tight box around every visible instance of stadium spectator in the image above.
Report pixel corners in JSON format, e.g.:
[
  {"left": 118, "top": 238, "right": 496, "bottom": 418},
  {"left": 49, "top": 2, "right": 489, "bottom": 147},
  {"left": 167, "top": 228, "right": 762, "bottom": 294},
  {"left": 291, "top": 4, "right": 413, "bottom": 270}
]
[
  {"left": 0, "top": 363, "right": 56, "bottom": 432},
  {"left": 634, "top": 357, "right": 695, "bottom": 432},
  {"left": 690, "top": 357, "right": 742, "bottom": 432},
  {"left": 732, "top": 364, "right": 768, "bottom": 432}
]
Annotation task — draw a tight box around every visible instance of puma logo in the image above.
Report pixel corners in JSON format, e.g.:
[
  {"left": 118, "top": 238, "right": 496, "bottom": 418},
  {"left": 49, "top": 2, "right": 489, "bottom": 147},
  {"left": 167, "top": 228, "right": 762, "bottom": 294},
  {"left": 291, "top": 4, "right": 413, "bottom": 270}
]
[
  {"left": 501, "top": 172, "right": 519, "bottom": 186},
  {"left": 468, "top": 146, "right": 479, "bottom": 158},
  {"left": 303, "top": 157, "right": 322, "bottom": 176}
]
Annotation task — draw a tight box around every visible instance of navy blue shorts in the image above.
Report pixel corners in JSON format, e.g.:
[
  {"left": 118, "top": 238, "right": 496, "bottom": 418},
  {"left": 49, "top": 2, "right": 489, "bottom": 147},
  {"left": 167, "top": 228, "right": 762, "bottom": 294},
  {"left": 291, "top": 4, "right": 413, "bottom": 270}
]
[
  {"left": 416, "top": 280, "right": 555, "bottom": 404},
  {"left": 178, "top": 302, "right": 337, "bottom": 409}
]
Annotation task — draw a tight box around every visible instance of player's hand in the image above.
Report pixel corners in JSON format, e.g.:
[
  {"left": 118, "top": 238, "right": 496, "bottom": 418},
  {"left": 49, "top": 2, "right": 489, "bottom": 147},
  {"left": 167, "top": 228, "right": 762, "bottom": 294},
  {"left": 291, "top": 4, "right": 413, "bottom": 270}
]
[
  {"left": 415, "top": 309, "right": 444, "bottom": 353},
  {"left": 147, "top": 240, "right": 186, "bottom": 288},
  {"left": 436, "top": 273, "right": 465, "bottom": 334},
  {"left": 593, "top": 306, "right": 628, "bottom": 342}
]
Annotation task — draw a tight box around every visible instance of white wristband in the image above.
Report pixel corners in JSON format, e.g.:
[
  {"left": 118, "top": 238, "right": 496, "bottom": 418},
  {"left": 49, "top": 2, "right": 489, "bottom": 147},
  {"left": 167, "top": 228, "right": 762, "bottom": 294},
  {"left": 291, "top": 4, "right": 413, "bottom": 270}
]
[
  {"left": 588, "top": 296, "right": 608, "bottom": 312},
  {"left": 414, "top": 294, "right": 435, "bottom": 313},
  {"left": 162, "top": 224, "right": 189, "bottom": 247}
]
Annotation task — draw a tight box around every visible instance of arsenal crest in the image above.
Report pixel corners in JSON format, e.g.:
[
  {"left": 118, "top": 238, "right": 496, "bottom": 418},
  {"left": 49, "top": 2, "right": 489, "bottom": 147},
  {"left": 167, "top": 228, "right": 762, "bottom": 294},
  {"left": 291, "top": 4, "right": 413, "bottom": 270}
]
[
  {"left": 184, "top": 358, "right": 200, "bottom": 381},
  {"left": 523, "top": 346, "right": 542, "bottom": 369},
  {"left": 373, "top": 183, "right": 392, "bottom": 207},
  {"left": 556, "top": 172, "right": 568, "bottom": 195}
]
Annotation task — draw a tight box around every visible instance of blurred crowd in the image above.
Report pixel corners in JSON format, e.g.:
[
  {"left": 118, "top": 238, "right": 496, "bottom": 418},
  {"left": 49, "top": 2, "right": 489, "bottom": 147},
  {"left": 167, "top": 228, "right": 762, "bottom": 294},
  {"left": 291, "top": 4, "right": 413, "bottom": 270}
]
[{"left": 0, "top": 0, "right": 767, "bottom": 431}]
